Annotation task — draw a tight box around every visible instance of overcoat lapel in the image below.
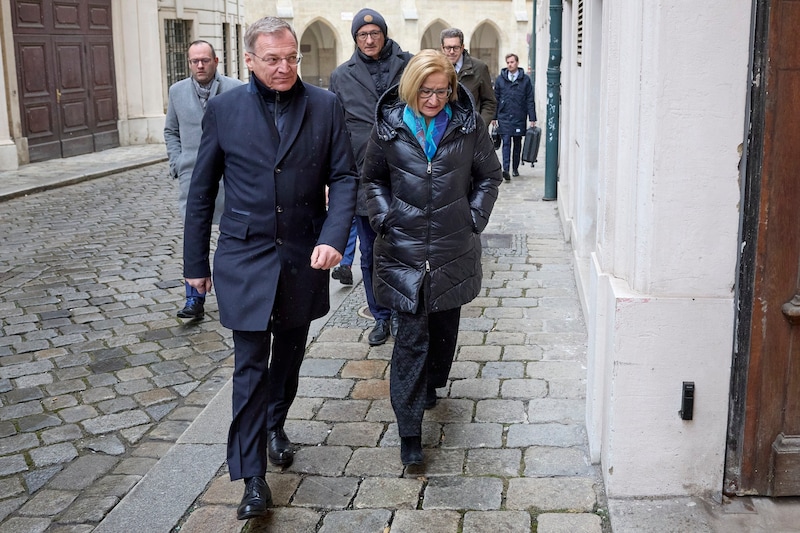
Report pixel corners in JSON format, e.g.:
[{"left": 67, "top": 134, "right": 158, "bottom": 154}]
[{"left": 348, "top": 61, "right": 379, "bottom": 99}]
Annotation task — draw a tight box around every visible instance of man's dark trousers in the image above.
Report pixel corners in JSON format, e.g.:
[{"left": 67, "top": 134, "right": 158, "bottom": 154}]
[
  {"left": 501, "top": 134, "right": 524, "bottom": 173},
  {"left": 355, "top": 215, "right": 391, "bottom": 322},
  {"left": 227, "top": 323, "right": 309, "bottom": 480}
]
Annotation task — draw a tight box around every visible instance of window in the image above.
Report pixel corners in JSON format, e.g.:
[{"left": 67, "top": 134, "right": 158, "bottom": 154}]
[
  {"left": 165, "top": 19, "right": 191, "bottom": 87},
  {"left": 222, "top": 23, "right": 230, "bottom": 76},
  {"left": 576, "top": 0, "right": 584, "bottom": 67},
  {"left": 235, "top": 24, "right": 243, "bottom": 78}
]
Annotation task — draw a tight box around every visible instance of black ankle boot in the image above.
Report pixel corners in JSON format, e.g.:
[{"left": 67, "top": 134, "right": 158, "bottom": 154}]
[{"left": 400, "top": 436, "right": 423, "bottom": 466}]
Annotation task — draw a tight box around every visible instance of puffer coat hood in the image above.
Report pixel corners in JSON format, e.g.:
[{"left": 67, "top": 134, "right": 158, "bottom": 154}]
[{"left": 362, "top": 83, "right": 502, "bottom": 314}]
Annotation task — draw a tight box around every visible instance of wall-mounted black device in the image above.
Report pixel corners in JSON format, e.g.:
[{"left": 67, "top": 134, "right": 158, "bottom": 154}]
[{"left": 680, "top": 381, "right": 694, "bottom": 420}]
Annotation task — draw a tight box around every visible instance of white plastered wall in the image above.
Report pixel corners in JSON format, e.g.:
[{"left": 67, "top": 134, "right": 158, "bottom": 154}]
[
  {"left": 112, "top": 0, "right": 164, "bottom": 145},
  {"left": 560, "top": 0, "right": 751, "bottom": 497}
]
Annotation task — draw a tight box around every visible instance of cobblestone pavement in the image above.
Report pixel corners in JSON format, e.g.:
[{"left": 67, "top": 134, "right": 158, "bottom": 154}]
[
  {"left": 171, "top": 164, "right": 612, "bottom": 533},
  {"left": 0, "top": 161, "right": 236, "bottom": 531},
  {"left": 1, "top": 146, "right": 798, "bottom": 533}
]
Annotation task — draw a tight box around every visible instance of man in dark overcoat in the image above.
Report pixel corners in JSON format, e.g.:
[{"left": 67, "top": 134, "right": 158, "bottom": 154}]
[
  {"left": 441, "top": 27, "right": 497, "bottom": 126},
  {"left": 328, "top": 8, "right": 412, "bottom": 346},
  {"left": 183, "top": 17, "right": 357, "bottom": 521},
  {"left": 492, "top": 52, "right": 537, "bottom": 180}
]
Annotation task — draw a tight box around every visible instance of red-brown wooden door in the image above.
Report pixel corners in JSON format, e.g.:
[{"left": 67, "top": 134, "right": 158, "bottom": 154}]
[
  {"left": 12, "top": 0, "right": 118, "bottom": 162},
  {"left": 729, "top": 0, "right": 800, "bottom": 496}
]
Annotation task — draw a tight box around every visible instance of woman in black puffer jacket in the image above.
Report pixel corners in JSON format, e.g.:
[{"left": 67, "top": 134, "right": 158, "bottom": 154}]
[{"left": 362, "top": 50, "right": 502, "bottom": 466}]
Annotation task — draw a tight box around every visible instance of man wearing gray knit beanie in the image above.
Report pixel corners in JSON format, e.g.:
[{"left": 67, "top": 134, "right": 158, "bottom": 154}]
[{"left": 328, "top": 9, "right": 412, "bottom": 346}]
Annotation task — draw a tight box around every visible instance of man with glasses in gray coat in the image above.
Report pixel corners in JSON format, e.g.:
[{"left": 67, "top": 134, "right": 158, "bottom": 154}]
[{"left": 165, "top": 40, "right": 241, "bottom": 320}]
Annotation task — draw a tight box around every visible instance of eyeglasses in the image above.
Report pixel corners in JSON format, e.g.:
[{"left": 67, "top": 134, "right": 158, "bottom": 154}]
[
  {"left": 442, "top": 45, "right": 462, "bottom": 53},
  {"left": 355, "top": 30, "right": 383, "bottom": 42},
  {"left": 418, "top": 87, "right": 452, "bottom": 100},
  {"left": 188, "top": 58, "right": 213, "bottom": 66},
  {"left": 249, "top": 52, "right": 303, "bottom": 66}
]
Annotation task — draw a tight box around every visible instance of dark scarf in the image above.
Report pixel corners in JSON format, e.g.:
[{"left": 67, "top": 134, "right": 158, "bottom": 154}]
[{"left": 357, "top": 40, "right": 396, "bottom": 96}]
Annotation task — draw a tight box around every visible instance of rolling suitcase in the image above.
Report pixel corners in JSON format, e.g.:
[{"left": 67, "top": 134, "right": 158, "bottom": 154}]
[{"left": 521, "top": 126, "right": 541, "bottom": 166}]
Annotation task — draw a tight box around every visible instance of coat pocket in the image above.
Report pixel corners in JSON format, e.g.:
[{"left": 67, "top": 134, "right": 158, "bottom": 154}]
[{"left": 219, "top": 213, "right": 249, "bottom": 240}]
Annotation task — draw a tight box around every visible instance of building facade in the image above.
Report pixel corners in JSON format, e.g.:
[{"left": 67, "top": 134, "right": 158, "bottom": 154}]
[
  {"left": 0, "top": 0, "right": 246, "bottom": 169},
  {"left": 553, "top": 0, "right": 800, "bottom": 501},
  {"left": 244, "top": 1, "right": 534, "bottom": 91},
  {"left": 0, "top": 1, "right": 535, "bottom": 170}
]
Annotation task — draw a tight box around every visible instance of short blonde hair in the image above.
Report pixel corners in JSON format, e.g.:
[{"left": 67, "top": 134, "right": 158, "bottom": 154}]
[{"left": 397, "top": 50, "right": 458, "bottom": 114}]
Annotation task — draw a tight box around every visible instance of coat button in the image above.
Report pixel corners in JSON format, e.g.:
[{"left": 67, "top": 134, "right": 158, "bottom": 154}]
[
  {"left": 275, "top": 168, "right": 282, "bottom": 174},
  {"left": 276, "top": 238, "right": 283, "bottom": 245},
  {"left": 276, "top": 205, "right": 283, "bottom": 213}
]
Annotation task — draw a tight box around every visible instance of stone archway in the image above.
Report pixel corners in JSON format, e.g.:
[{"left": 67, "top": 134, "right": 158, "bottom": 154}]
[
  {"left": 420, "top": 19, "right": 449, "bottom": 52},
  {"left": 299, "top": 19, "right": 337, "bottom": 88},
  {"left": 470, "top": 22, "right": 501, "bottom": 80}
]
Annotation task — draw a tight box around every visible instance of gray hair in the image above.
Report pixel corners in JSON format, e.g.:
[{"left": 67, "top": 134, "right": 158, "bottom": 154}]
[
  {"left": 440, "top": 28, "right": 464, "bottom": 46},
  {"left": 244, "top": 17, "right": 297, "bottom": 53}
]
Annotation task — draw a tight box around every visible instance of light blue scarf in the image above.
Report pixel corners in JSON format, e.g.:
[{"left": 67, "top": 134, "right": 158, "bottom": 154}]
[{"left": 402, "top": 104, "right": 452, "bottom": 161}]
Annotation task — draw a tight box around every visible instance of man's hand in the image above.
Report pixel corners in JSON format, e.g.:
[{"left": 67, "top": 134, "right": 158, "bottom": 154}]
[
  {"left": 186, "top": 277, "right": 212, "bottom": 294},
  {"left": 310, "top": 244, "right": 342, "bottom": 270}
]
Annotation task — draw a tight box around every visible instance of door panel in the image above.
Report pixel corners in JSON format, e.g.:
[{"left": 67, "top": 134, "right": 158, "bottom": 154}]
[
  {"left": 54, "top": 35, "right": 92, "bottom": 156},
  {"left": 86, "top": 35, "right": 118, "bottom": 149},
  {"left": 731, "top": 0, "right": 800, "bottom": 496},
  {"left": 15, "top": 35, "right": 61, "bottom": 161}
]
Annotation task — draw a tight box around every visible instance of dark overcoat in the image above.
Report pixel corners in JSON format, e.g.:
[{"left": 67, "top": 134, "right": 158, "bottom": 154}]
[
  {"left": 493, "top": 68, "right": 536, "bottom": 136},
  {"left": 329, "top": 39, "right": 412, "bottom": 216},
  {"left": 183, "top": 77, "right": 358, "bottom": 332}
]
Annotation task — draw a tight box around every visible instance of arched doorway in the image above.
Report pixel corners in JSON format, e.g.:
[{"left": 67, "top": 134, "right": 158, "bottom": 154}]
[
  {"left": 299, "top": 19, "right": 337, "bottom": 88},
  {"left": 470, "top": 21, "right": 501, "bottom": 80},
  {"left": 420, "top": 19, "right": 449, "bottom": 52}
]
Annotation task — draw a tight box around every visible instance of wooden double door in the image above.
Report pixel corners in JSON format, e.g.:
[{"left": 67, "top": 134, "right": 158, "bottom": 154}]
[
  {"left": 728, "top": 0, "right": 800, "bottom": 497},
  {"left": 12, "top": 0, "right": 119, "bottom": 162}
]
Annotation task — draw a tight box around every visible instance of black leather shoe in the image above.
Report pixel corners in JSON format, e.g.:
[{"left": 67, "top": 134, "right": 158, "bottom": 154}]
[
  {"left": 512, "top": 169, "right": 520, "bottom": 177},
  {"left": 400, "top": 436, "right": 423, "bottom": 466},
  {"left": 237, "top": 476, "right": 272, "bottom": 520},
  {"left": 390, "top": 311, "right": 400, "bottom": 337},
  {"left": 331, "top": 264, "right": 353, "bottom": 285},
  {"left": 177, "top": 296, "right": 205, "bottom": 319},
  {"left": 368, "top": 319, "right": 390, "bottom": 346},
  {"left": 267, "top": 428, "right": 294, "bottom": 466},
  {"left": 502, "top": 171, "right": 510, "bottom": 181}
]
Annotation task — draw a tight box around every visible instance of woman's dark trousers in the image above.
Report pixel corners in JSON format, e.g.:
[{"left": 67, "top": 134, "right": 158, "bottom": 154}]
[{"left": 391, "top": 303, "right": 461, "bottom": 437}]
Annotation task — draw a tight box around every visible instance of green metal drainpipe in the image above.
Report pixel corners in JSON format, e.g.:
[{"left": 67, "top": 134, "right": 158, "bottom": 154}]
[
  {"left": 544, "top": 0, "right": 562, "bottom": 201},
  {"left": 529, "top": 0, "right": 536, "bottom": 79}
]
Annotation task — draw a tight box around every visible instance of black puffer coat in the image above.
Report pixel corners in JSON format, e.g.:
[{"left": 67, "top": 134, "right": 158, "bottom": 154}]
[{"left": 362, "top": 83, "right": 502, "bottom": 314}]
